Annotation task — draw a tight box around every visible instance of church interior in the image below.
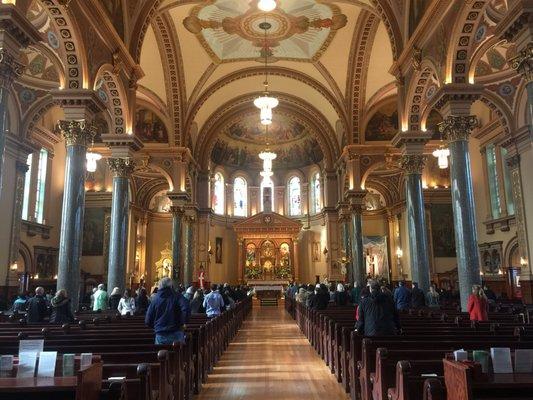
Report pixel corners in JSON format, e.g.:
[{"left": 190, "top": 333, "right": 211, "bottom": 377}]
[{"left": 0, "top": 0, "right": 533, "bottom": 399}]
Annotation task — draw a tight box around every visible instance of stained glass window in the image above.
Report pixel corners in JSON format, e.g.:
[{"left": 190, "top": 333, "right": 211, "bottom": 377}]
[
  {"left": 288, "top": 176, "right": 301, "bottom": 216},
  {"left": 34, "top": 149, "right": 48, "bottom": 224},
  {"left": 21, "top": 153, "right": 32, "bottom": 221},
  {"left": 312, "top": 172, "right": 321, "bottom": 214},
  {"left": 213, "top": 172, "right": 225, "bottom": 215},
  {"left": 233, "top": 177, "right": 248, "bottom": 217}
]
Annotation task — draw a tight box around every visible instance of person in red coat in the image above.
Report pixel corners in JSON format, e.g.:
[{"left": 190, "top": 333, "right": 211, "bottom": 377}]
[{"left": 467, "top": 285, "right": 489, "bottom": 321}]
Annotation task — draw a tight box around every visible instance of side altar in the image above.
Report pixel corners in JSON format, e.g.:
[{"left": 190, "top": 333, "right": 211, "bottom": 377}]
[{"left": 233, "top": 212, "right": 302, "bottom": 285}]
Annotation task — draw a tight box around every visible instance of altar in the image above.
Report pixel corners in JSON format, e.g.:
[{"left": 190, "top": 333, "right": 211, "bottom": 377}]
[{"left": 233, "top": 212, "right": 302, "bottom": 284}]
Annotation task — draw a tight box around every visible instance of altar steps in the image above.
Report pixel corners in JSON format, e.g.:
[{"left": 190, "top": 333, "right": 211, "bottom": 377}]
[{"left": 259, "top": 298, "right": 278, "bottom": 307}]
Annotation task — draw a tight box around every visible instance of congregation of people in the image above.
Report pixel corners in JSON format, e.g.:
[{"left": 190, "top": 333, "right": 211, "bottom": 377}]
[
  {"left": 287, "top": 279, "right": 494, "bottom": 337},
  {"left": 6, "top": 280, "right": 251, "bottom": 345}
]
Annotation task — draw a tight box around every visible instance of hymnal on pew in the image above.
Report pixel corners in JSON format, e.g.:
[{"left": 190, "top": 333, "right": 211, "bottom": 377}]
[
  {"left": 80, "top": 353, "right": 93, "bottom": 369},
  {"left": 37, "top": 351, "right": 57, "bottom": 377},
  {"left": 62, "top": 354, "right": 75, "bottom": 377},
  {"left": 473, "top": 351, "right": 490, "bottom": 373},
  {"left": 453, "top": 349, "right": 468, "bottom": 361},
  {"left": 17, "top": 352, "right": 37, "bottom": 378},
  {"left": 490, "top": 348, "right": 513, "bottom": 374},
  {"left": 514, "top": 349, "right": 533, "bottom": 373},
  {"left": 0, "top": 355, "right": 13, "bottom": 377}
]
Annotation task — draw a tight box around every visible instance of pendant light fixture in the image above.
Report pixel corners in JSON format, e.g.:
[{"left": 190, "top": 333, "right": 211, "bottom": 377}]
[
  {"left": 254, "top": 21, "right": 278, "bottom": 126},
  {"left": 258, "top": 0, "right": 276, "bottom": 12},
  {"left": 432, "top": 146, "right": 450, "bottom": 169},
  {"left": 86, "top": 139, "right": 102, "bottom": 172}
]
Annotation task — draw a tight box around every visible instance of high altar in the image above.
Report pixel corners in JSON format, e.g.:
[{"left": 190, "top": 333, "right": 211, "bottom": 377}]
[{"left": 234, "top": 212, "right": 302, "bottom": 285}]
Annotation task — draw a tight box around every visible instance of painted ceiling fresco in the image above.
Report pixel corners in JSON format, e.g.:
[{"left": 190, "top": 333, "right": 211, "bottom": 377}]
[
  {"left": 183, "top": 0, "right": 347, "bottom": 63},
  {"left": 211, "top": 112, "right": 323, "bottom": 169}
]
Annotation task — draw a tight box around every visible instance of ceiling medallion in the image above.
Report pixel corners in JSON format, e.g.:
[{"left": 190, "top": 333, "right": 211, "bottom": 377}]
[{"left": 183, "top": 0, "right": 347, "bottom": 63}]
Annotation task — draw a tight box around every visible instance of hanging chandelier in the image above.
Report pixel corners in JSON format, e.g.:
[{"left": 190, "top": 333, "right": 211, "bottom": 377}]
[
  {"left": 257, "top": 0, "right": 276, "bottom": 12},
  {"left": 258, "top": 149, "right": 277, "bottom": 171},
  {"left": 432, "top": 146, "right": 450, "bottom": 169},
  {"left": 254, "top": 21, "right": 278, "bottom": 126},
  {"left": 86, "top": 139, "right": 102, "bottom": 172}
]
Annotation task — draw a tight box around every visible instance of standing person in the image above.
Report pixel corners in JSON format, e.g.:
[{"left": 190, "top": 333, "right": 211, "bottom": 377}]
[
  {"left": 351, "top": 282, "right": 361, "bottom": 305},
  {"left": 89, "top": 287, "right": 97, "bottom": 309},
  {"left": 393, "top": 281, "right": 411, "bottom": 311},
  {"left": 50, "top": 289, "right": 74, "bottom": 324},
  {"left": 93, "top": 284, "right": 108, "bottom": 311},
  {"left": 108, "top": 287, "right": 121, "bottom": 310},
  {"left": 335, "top": 283, "right": 348, "bottom": 306},
  {"left": 467, "top": 285, "right": 489, "bottom": 322},
  {"left": 410, "top": 282, "right": 426, "bottom": 309},
  {"left": 203, "top": 284, "right": 225, "bottom": 317},
  {"left": 145, "top": 277, "right": 190, "bottom": 344},
  {"left": 184, "top": 286, "right": 195, "bottom": 302},
  {"left": 12, "top": 293, "right": 27, "bottom": 312},
  {"left": 135, "top": 288, "right": 150, "bottom": 315},
  {"left": 118, "top": 289, "right": 136, "bottom": 316},
  {"left": 150, "top": 286, "right": 158, "bottom": 301},
  {"left": 25, "top": 287, "right": 48, "bottom": 324},
  {"left": 190, "top": 290, "right": 205, "bottom": 314},
  {"left": 356, "top": 281, "right": 400, "bottom": 336},
  {"left": 426, "top": 285, "right": 440, "bottom": 308}
]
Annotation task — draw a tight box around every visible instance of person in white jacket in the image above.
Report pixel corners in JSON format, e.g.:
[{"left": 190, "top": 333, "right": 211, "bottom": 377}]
[{"left": 117, "top": 289, "right": 136, "bottom": 316}]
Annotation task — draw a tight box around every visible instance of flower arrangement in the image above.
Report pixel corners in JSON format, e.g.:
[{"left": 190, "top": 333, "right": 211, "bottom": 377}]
[{"left": 245, "top": 264, "right": 262, "bottom": 279}]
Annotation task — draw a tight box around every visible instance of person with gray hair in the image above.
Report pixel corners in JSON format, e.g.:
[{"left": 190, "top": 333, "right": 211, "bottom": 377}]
[
  {"left": 93, "top": 283, "right": 108, "bottom": 311},
  {"left": 26, "top": 287, "right": 48, "bottom": 323},
  {"left": 145, "top": 277, "right": 191, "bottom": 344}
]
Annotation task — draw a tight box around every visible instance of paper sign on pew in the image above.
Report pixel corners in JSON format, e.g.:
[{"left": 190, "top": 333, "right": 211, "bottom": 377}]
[{"left": 19, "top": 339, "right": 44, "bottom": 356}]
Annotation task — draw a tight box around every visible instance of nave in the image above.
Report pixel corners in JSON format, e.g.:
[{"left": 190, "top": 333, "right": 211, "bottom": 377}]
[{"left": 196, "top": 303, "right": 349, "bottom": 400}]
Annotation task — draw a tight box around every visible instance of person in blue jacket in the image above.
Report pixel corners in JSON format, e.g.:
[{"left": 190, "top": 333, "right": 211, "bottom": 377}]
[
  {"left": 145, "top": 277, "right": 191, "bottom": 344},
  {"left": 393, "top": 281, "right": 412, "bottom": 311}
]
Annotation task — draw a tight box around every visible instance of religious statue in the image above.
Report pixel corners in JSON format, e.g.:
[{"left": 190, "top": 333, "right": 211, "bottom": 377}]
[{"left": 155, "top": 243, "right": 173, "bottom": 281}]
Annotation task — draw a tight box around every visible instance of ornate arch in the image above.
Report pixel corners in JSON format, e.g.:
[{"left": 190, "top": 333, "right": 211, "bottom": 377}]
[
  {"left": 152, "top": 12, "right": 186, "bottom": 146},
  {"left": 38, "top": 0, "right": 88, "bottom": 89},
  {"left": 404, "top": 59, "right": 441, "bottom": 132},
  {"left": 194, "top": 93, "right": 339, "bottom": 171},
  {"left": 94, "top": 64, "right": 130, "bottom": 135},
  {"left": 446, "top": 0, "right": 490, "bottom": 84},
  {"left": 367, "top": 0, "right": 402, "bottom": 60},
  {"left": 346, "top": 10, "right": 380, "bottom": 144},
  {"left": 185, "top": 66, "right": 348, "bottom": 146}
]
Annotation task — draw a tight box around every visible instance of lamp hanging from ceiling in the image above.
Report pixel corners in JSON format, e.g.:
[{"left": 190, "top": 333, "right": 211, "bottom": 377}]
[
  {"left": 432, "top": 146, "right": 450, "bottom": 169},
  {"left": 86, "top": 139, "right": 102, "bottom": 173},
  {"left": 257, "top": 0, "right": 276, "bottom": 12},
  {"left": 254, "top": 21, "right": 278, "bottom": 125}
]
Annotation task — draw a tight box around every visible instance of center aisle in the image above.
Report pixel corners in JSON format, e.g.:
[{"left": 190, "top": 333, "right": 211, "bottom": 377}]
[{"left": 195, "top": 302, "right": 350, "bottom": 400}]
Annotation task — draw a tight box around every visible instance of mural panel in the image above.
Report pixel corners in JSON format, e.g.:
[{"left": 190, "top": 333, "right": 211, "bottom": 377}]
[
  {"left": 365, "top": 102, "right": 399, "bottom": 141},
  {"left": 135, "top": 108, "right": 169, "bottom": 143},
  {"left": 430, "top": 204, "right": 456, "bottom": 258}
]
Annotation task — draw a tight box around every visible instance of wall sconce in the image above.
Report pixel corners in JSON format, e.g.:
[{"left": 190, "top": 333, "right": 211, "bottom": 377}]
[
  {"left": 480, "top": 270, "right": 484, "bottom": 276},
  {"left": 498, "top": 268, "right": 504, "bottom": 275},
  {"left": 10, "top": 262, "right": 18, "bottom": 271},
  {"left": 54, "top": 274, "right": 58, "bottom": 280},
  {"left": 396, "top": 247, "right": 403, "bottom": 258},
  {"left": 323, "top": 247, "right": 329, "bottom": 261},
  {"left": 520, "top": 257, "right": 528, "bottom": 267}
]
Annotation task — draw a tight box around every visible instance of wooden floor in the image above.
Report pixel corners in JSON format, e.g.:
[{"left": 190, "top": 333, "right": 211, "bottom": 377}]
[{"left": 195, "top": 303, "right": 350, "bottom": 400}]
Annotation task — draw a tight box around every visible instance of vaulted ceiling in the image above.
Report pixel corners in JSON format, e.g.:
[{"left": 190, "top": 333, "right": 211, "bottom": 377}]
[{"left": 137, "top": 0, "right": 397, "bottom": 169}]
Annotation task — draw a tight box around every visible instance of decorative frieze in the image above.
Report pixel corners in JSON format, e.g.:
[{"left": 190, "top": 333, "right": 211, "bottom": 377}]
[
  {"left": 58, "top": 120, "right": 97, "bottom": 147},
  {"left": 438, "top": 115, "right": 478, "bottom": 142},
  {"left": 107, "top": 157, "right": 135, "bottom": 178},
  {"left": 399, "top": 154, "right": 426, "bottom": 175}
]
